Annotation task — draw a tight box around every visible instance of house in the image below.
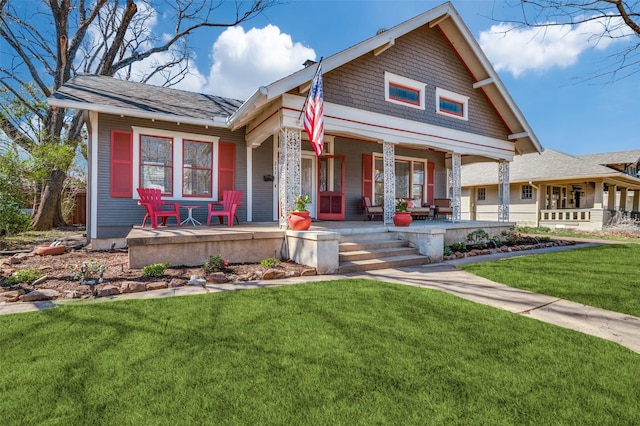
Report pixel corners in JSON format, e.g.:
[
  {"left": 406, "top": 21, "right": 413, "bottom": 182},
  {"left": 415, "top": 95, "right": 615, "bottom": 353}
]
[
  {"left": 47, "top": 2, "right": 542, "bottom": 268},
  {"left": 460, "top": 149, "right": 640, "bottom": 230}
]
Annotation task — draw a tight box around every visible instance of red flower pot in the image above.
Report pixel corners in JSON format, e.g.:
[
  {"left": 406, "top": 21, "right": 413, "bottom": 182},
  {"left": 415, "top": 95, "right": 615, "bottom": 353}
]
[
  {"left": 288, "top": 211, "right": 312, "bottom": 230},
  {"left": 393, "top": 211, "right": 412, "bottom": 226}
]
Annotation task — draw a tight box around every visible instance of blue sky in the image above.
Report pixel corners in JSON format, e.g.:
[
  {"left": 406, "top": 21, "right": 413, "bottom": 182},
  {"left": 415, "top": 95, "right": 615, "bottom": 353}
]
[{"left": 152, "top": 0, "right": 637, "bottom": 156}]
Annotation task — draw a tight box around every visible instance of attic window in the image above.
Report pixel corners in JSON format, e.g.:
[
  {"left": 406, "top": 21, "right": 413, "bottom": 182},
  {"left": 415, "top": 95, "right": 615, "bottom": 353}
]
[
  {"left": 384, "top": 72, "right": 425, "bottom": 110},
  {"left": 436, "top": 87, "right": 469, "bottom": 120}
]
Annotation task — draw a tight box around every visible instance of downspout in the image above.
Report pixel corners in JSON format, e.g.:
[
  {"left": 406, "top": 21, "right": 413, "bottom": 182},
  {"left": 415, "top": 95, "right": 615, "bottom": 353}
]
[{"left": 529, "top": 181, "right": 540, "bottom": 227}]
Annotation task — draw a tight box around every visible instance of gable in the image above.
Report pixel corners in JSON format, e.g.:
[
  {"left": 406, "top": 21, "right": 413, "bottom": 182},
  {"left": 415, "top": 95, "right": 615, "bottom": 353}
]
[{"left": 320, "top": 24, "right": 509, "bottom": 141}]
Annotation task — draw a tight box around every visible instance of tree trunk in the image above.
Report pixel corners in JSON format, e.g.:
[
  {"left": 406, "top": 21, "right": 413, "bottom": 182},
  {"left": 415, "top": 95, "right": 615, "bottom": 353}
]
[{"left": 31, "top": 170, "right": 67, "bottom": 230}]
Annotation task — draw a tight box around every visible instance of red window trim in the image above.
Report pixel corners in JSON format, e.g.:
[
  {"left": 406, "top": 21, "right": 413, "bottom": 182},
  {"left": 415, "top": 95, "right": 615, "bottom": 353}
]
[
  {"left": 439, "top": 96, "right": 465, "bottom": 117},
  {"left": 139, "top": 133, "right": 174, "bottom": 197},
  {"left": 182, "top": 139, "right": 213, "bottom": 198},
  {"left": 388, "top": 82, "right": 421, "bottom": 106},
  {"left": 110, "top": 130, "right": 133, "bottom": 198}
]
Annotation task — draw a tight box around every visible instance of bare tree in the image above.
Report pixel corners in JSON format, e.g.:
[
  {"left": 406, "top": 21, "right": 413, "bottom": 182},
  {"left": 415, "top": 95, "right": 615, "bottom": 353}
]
[
  {"left": 513, "top": 0, "right": 640, "bottom": 81},
  {"left": 0, "top": 0, "right": 274, "bottom": 230}
]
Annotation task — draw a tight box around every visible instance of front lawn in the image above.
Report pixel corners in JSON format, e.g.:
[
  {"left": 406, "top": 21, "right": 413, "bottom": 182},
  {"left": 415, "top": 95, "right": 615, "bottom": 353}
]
[
  {"left": 1, "top": 280, "right": 639, "bottom": 425},
  {"left": 461, "top": 244, "right": 640, "bottom": 317}
]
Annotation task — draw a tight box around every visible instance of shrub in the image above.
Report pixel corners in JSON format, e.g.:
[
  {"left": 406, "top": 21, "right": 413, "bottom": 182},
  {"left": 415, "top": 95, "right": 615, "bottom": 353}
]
[
  {"left": 466, "top": 229, "right": 490, "bottom": 244},
  {"left": 260, "top": 258, "right": 280, "bottom": 267},
  {"left": 70, "top": 261, "right": 107, "bottom": 283},
  {"left": 142, "top": 262, "right": 170, "bottom": 278},
  {"left": 5, "top": 268, "right": 44, "bottom": 285},
  {"left": 0, "top": 199, "right": 31, "bottom": 236},
  {"left": 443, "top": 246, "right": 453, "bottom": 256},
  {"left": 450, "top": 241, "right": 467, "bottom": 252},
  {"left": 203, "top": 254, "right": 228, "bottom": 273}
]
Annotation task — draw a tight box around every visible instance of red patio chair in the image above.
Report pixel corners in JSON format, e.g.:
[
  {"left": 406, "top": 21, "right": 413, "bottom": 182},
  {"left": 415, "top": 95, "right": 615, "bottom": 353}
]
[
  {"left": 137, "top": 188, "right": 181, "bottom": 229},
  {"left": 207, "top": 190, "right": 243, "bottom": 226}
]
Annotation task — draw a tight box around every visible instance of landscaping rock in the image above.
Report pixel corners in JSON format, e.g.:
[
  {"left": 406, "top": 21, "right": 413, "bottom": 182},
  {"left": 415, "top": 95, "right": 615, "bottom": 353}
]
[
  {"left": 301, "top": 268, "right": 317, "bottom": 276},
  {"left": 0, "top": 290, "right": 22, "bottom": 303},
  {"left": 19, "top": 289, "right": 59, "bottom": 302},
  {"left": 96, "top": 285, "right": 121, "bottom": 297},
  {"left": 206, "top": 272, "right": 229, "bottom": 283},
  {"left": 168, "top": 278, "right": 185, "bottom": 288},
  {"left": 146, "top": 281, "right": 168, "bottom": 291},
  {"left": 262, "top": 268, "right": 286, "bottom": 280},
  {"left": 120, "top": 281, "right": 147, "bottom": 294}
]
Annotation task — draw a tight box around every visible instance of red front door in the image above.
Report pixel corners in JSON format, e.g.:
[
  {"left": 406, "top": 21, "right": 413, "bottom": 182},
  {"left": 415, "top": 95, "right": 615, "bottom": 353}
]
[{"left": 317, "top": 155, "right": 345, "bottom": 220}]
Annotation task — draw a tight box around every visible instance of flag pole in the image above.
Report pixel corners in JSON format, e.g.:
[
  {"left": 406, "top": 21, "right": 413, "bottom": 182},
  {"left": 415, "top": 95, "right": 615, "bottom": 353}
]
[{"left": 297, "top": 57, "right": 323, "bottom": 123}]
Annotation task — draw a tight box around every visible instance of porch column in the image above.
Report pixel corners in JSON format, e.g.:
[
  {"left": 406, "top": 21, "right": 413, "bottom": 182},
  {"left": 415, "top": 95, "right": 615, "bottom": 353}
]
[
  {"left": 498, "top": 159, "right": 510, "bottom": 222},
  {"left": 607, "top": 184, "right": 617, "bottom": 210},
  {"left": 593, "top": 182, "right": 603, "bottom": 209},
  {"left": 633, "top": 190, "right": 640, "bottom": 212},
  {"left": 383, "top": 141, "right": 395, "bottom": 224},
  {"left": 278, "top": 127, "right": 302, "bottom": 228},
  {"left": 451, "top": 152, "right": 461, "bottom": 222},
  {"left": 620, "top": 187, "right": 628, "bottom": 212}
]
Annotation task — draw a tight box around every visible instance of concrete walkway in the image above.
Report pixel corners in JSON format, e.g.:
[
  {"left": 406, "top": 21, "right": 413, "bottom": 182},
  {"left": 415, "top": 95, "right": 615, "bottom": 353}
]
[{"left": 2, "top": 241, "right": 640, "bottom": 354}]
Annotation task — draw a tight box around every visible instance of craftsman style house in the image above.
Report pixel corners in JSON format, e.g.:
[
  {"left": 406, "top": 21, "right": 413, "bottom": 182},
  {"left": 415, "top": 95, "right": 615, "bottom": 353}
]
[
  {"left": 48, "top": 2, "right": 541, "bottom": 255},
  {"left": 461, "top": 149, "right": 640, "bottom": 230}
]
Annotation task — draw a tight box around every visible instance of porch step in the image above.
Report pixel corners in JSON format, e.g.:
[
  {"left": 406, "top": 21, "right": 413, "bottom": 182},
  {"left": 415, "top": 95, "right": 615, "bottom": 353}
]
[
  {"left": 339, "top": 246, "right": 419, "bottom": 262},
  {"left": 337, "top": 230, "right": 429, "bottom": 273},
  {"left": 338, "top": 254, "right": 429, "bottom": 274}
]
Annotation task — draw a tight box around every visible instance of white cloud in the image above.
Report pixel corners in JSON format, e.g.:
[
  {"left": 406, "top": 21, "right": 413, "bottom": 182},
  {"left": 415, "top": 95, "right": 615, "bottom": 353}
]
[
  {"left": 479, "top": 16, "right": 632, "bottom": 78},
  {"left": 203, "top": 25, "right": 316, "bottom": 100}
]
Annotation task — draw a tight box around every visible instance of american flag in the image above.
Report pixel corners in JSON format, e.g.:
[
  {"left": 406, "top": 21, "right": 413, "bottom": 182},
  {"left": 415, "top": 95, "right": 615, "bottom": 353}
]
[{"left": 303, "top": 63, "right": 324, "bottom": 157}]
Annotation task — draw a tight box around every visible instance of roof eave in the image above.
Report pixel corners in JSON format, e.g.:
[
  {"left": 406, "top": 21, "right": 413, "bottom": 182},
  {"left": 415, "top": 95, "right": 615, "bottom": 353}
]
[{"left": 47, "top": 96, "right": 228, "bottom": 128}]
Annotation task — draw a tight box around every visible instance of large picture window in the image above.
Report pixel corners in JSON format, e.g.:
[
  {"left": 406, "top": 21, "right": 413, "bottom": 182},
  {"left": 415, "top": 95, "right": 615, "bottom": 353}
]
[
  {"left": 140, "top": 135, "right": 173, "bottom": 195},
  {"left": 372, "top": 155, "right": 430, "bottom": 206},
  {"left": 183, "top": 140, "right": 212, "bottom": 197},
  {"left": 130, "top": 127, "right": 226, "bottom": 201}
]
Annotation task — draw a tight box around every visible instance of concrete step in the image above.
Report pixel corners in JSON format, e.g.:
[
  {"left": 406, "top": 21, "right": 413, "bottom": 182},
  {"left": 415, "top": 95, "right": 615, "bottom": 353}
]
[
  {"left": 339, "top": 239, "right": 408, "bottom": 252},
  {"left": 338, "top": 254, "right": 430, "bottom": 274},
  {"left": 339, "top": 246, "right": 419, "bottom": 262},
  {"left": 339, "top": 231, "right": 399, "bottom": 244}
]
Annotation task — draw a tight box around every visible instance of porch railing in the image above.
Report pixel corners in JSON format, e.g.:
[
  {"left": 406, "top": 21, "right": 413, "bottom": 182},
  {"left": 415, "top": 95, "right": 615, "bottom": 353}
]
[{"left": 539, "top": 209, "right": 591, "bottom": 222}]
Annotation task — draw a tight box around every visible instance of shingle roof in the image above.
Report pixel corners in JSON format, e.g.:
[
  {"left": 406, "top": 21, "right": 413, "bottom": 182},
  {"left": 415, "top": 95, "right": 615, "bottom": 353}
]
[
  {"left": 578, "top": 150, "right": 640, "bottom": 166},
  {"left": 461, "top": 149, "right": 630, "bottom": 186},
  {"left": 49, "top": 74, "right": 243, "bottom": 123}
]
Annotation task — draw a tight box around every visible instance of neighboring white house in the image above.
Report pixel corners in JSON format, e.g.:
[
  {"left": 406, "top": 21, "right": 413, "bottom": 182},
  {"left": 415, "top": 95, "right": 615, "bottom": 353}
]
[{"left": 461, "top": 149, "right": 640, "bottom": 230}]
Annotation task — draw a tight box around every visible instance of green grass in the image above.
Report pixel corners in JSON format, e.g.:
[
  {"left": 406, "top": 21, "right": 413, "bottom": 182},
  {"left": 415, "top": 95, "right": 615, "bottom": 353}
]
[
  {"left": 461, "top": 244, "right": 640, "bottom": 317},
  {"left": 1, "top": 280, "right": 639, "bottom": 425}
]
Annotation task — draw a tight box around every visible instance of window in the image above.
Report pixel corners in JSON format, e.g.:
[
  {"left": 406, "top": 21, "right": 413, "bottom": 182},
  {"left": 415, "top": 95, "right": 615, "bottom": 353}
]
[
  {"left": 183, "top": 140, "right": 212, "bottom": 197},
  {"left": 372, "top": 155, "right": 430, "bottom": 205},
  {"left": 140, "top": 135, "right": 174, "bottom": 195},
  {"left": 384, "top": 72, "right": 425, "bottom": 110},
  {"left": 521, "top": 184, "right": 533, "bottom": 200},
  {"left": 477, "top": 188, "right": 486, "bottom": 201},
  {"left": 130, "top": 127, "right": 226, "bottom": 201},
  {"left": 436, "top": 87, "right": 469, "bottom": 120}
]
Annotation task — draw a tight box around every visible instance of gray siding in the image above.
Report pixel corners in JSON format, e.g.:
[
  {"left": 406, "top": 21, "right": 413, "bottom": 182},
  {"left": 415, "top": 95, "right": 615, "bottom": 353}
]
[
  {"left": 251, "top": 136, "right": 275, "bottom": 221},
  {"left": 95, "top": 113, "right": 246, "bottom": 239},
  {"left": 322, "top": 25, "right": 508, "bottom": 141}
]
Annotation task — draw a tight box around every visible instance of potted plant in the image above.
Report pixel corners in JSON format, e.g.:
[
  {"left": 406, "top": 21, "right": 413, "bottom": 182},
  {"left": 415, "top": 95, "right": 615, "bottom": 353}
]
[
  {"left": 288, "top": 194, "right": 312, "bottom": 230},
  {"left": 393, "top": 199, "right": 412, "bottom": 226}
]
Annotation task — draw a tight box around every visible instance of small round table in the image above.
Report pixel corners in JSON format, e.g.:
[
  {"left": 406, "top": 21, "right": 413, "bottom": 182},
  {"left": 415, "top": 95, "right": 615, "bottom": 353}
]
[{"left": 180, "top": 205, "right": 203, "bottom": 226}]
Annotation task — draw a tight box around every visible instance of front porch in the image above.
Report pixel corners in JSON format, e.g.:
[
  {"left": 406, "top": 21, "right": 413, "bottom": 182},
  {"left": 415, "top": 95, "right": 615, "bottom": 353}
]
[{"left": 126, "top": 220, "right": 514, "bottom": 273}]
